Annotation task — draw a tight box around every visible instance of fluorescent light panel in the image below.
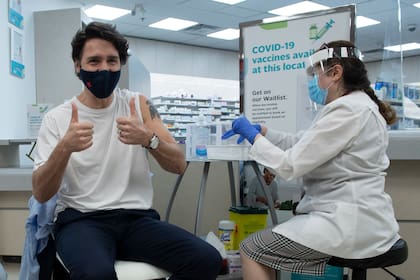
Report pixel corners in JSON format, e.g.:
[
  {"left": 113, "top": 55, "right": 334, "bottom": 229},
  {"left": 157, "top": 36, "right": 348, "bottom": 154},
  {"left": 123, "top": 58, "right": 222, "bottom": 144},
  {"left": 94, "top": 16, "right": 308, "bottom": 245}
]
[
  {"left": 356, "top": 16, "right": 380, "bottom": 28},
  {"left": 384, "top": 42, "right": 420, "bottom": 52},
  {"left": 149, "top": 17, "right": 198, "bottom": 31},
  {"left": 84, "top": 5, "right": 130, "bottom": 21},
  {"left": 212, "top": 0, "right": 246, "bottom": 4},
  {"left": 269, "top": 1, "right": 330, "bottom": 16},
  {"left": 414, "top": 2, "right": 420, "bottom": 8},
  {"left": 207, "top": 28, "right": 239, "bottom": 40}
]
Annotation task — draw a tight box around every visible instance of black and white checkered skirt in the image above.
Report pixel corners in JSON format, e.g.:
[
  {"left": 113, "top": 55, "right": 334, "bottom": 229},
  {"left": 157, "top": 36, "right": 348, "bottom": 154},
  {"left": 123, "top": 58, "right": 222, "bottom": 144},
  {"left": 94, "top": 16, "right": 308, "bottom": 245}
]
[{"left": 240, "top": 228, "right": 331, "bottom": 276}]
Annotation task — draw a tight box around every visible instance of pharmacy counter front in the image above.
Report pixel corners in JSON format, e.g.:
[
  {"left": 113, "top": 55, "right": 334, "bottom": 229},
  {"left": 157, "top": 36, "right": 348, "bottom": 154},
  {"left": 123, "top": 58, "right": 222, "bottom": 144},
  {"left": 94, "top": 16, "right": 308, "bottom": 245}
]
[{"left": 0, "top": 139, "right": 34, "bottom": 256}]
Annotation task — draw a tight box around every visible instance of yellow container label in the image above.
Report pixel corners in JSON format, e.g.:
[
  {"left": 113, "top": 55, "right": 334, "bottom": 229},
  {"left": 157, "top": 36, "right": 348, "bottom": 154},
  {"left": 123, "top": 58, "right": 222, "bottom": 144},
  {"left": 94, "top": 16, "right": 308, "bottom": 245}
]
[
  {"left": 218, "top": 229, "right": 235, "bottom": 251},
  {"left": 229, "top": 211, "right": 267, "bottom": 250}
]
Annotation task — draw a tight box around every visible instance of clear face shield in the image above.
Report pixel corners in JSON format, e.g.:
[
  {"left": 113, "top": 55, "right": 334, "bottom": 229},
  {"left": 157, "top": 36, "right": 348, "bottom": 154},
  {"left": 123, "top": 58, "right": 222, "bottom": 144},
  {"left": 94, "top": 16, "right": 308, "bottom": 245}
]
[
  {"left": 305, "top": 46, "right": 362, "bottom": 111},
  {"left": 307, "top": 46, "right": 363, "bottom": 75}
]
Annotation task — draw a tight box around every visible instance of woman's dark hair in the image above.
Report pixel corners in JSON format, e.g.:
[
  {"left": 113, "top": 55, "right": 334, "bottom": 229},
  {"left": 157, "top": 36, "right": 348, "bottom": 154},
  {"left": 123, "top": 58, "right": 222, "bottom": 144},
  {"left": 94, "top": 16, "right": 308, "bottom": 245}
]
[
  {"left": 71, "top": 21, "right": 129, "bottom": 66},
  {"left": 320, "top": 40, "right": 397, "bottom": 125}
]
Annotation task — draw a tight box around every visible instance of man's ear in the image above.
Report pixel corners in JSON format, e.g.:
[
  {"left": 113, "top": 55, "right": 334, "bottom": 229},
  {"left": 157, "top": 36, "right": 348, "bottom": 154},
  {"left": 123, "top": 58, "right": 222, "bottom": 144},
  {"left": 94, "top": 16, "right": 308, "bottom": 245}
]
[{"left": 74, "top": 61, "right": 81, "bottom": 78}]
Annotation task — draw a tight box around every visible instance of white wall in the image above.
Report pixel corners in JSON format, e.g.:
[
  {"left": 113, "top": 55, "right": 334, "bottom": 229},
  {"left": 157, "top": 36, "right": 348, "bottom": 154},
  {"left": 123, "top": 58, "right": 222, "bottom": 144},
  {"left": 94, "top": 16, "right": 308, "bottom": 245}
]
[
  {"left": 150, "top": 73, "right": 239, "bottom": 100},
  {"left": 0, "top": 0, "right": 81, "bottom": 139},
  {"left": 125, "top": 37, "right": 239, "bottom": 101},
  {"left": 1, "top": 1, "right": 35, "bottom": 139},
  {"left": 127, "top": 37, "right": 239, "bottom": 81}
]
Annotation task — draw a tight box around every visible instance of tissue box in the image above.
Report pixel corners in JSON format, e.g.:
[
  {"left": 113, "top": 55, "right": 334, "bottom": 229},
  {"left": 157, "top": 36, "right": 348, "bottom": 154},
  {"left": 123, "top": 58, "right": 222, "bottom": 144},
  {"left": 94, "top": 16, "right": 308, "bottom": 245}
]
[
  {"left": 227, "top": 251, "right": 242, "bottom": 274},
  {"left": 229, "top": 206, "right": 268, "bottom": 250}
]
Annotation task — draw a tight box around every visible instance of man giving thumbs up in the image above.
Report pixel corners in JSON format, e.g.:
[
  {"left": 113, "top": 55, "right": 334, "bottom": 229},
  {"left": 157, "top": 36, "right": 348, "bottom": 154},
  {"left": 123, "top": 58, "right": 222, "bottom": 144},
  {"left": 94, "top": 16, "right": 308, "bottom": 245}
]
[{"left": 31, "top": 21, "right": 222, "bottom": 280}]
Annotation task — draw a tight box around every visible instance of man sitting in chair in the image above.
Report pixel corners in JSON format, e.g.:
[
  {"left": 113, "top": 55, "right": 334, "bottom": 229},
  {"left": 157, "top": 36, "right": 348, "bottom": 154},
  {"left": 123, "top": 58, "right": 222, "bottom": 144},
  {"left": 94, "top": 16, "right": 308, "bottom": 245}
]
[
  {"left": 245, "top": 168, "right": 280, "bottom": 209},
  {"left": 31, "top": 21, "right": 222, "bottom": 280}
]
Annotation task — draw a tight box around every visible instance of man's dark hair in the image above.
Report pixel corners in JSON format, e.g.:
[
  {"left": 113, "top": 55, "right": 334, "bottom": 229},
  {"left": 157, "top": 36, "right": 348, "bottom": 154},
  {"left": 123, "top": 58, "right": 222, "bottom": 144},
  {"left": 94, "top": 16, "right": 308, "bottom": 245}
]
[
  {"left": 71, "top": 21, "right": 129, "bottom": 66},
  {"left": 263, "top": 168, "right": 274, "bottom": 176}
]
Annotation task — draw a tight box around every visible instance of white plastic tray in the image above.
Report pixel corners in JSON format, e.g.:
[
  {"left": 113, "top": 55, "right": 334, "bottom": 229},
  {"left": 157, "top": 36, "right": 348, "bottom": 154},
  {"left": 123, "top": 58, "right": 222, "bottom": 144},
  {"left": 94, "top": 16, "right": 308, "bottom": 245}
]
[{"left": 206, "top": 145, "right": 251, "bottom": 161}]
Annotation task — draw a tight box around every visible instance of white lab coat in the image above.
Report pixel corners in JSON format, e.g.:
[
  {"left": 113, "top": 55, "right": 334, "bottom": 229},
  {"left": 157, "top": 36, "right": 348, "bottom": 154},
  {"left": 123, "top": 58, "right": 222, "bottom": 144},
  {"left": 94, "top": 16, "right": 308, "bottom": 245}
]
[{"left": 249, "top": 91, "right": 400, "bottom": 259}]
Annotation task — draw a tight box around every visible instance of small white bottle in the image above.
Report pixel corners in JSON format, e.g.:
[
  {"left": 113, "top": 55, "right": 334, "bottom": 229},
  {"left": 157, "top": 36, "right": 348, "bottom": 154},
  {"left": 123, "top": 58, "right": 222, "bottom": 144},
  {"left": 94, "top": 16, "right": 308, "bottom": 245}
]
[{"left": 195, "top": 114, "right": 209, "bottom": 160}]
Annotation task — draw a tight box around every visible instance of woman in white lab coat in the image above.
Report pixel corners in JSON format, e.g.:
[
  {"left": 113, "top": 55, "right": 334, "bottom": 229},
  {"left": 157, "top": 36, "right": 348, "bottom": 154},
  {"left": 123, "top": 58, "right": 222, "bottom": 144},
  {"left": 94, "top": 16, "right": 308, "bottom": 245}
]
[{"left": 222, "top": 40, "right": 400, "bottom": 279}]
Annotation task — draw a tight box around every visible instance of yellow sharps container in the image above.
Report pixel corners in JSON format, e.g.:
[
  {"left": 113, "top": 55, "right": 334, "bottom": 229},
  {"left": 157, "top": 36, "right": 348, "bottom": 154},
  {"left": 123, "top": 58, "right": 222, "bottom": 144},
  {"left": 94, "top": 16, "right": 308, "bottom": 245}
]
[{"left": 229, "top": 206, "right": 268, "bottom": 250}]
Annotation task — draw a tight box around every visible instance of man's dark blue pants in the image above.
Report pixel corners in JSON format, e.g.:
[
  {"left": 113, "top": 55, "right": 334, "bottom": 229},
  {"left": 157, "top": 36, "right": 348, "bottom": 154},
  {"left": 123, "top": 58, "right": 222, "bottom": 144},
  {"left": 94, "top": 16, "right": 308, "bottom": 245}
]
[{"left": 52, "top": 208, "right": 222, "bottom": 280}]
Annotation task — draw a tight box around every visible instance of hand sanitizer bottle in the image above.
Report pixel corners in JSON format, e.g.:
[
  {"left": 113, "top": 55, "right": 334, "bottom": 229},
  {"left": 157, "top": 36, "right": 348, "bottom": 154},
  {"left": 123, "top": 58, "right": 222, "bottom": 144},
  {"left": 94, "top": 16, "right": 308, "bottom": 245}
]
[{"left": 195, "top": 114, "right": 209, "bottom": 160}]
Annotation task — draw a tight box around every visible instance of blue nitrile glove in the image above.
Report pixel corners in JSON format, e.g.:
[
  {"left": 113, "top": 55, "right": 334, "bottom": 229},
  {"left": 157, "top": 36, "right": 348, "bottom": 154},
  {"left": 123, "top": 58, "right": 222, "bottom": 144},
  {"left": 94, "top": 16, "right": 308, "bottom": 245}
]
[
  {"left": 222, "top": 117, "right": 261, "bottom": 144},
  {"left": 236, "top": 123, "right": 261, "bottom": 144}
]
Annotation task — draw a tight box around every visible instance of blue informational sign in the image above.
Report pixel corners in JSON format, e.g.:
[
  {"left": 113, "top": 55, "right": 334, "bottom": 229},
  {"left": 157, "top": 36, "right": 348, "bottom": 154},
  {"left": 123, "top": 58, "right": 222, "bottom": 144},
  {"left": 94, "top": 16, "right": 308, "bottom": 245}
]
[
  {"left": 10, "top": 28, "right": 25, "bottom": 78},
  {"left": 9, "top": 0, "right": 24, "bottom": 29}
]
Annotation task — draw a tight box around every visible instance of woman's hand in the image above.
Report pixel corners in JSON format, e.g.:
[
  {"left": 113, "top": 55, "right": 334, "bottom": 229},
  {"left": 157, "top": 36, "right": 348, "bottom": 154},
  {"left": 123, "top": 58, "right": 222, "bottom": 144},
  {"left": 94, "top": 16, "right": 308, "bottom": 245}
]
[{"left": 222, "top": 116, "right": 261, "bottom": 144}]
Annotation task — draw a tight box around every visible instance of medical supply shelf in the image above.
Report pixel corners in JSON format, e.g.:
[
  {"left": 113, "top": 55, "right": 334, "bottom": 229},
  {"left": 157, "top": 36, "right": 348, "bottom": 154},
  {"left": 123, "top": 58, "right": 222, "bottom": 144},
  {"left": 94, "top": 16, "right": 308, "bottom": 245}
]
[
  {"left": 365, "top": 80, "right": 420, "bottom": 158},
  {"left": 375, "top": 81, "right": 420, "bottom": 130},
  {"left": 152, "top": 96, "right": 240, "bottom": 141},
  {"left": 386, "top": 98, "right": 420, "bottom": 130}
]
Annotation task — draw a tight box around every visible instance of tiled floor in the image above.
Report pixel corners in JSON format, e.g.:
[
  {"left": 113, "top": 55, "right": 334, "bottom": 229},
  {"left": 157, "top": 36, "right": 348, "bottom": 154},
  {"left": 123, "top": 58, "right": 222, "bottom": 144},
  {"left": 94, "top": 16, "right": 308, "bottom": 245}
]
[{"left": 1, "top": 261, "right": 19, "bottom": 280}]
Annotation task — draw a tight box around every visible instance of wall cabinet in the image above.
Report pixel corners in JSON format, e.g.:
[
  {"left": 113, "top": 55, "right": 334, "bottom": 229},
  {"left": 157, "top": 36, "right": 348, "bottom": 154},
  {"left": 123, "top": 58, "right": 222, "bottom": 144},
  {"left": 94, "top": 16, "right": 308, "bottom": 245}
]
[
  {"left": 0, "top": 208, "right": 29, "bottom": 256},
  {"left": 34, "top": 8, "right": 89, "bottom": 105}
]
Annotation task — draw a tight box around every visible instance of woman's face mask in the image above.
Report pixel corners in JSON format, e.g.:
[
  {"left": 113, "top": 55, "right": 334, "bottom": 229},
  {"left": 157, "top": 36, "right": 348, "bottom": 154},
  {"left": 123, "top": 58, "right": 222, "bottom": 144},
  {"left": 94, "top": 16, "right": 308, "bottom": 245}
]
[
  {"left": 79, "top": 69, "right": 121, "bottom": 99},
  {"left": 308, "top": 74, "right": 328, "bottom": 105},
  {"left": 307, "top": 68, "right": 334, "bottom": 105}
]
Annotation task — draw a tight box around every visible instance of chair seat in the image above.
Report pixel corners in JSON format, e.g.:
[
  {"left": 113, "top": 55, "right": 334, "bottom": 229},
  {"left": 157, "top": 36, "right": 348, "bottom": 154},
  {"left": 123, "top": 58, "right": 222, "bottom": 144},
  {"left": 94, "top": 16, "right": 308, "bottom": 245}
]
[
  {"left": 56, "top": 254, "right": 171, "bottom": 280},
  {"left": 328, "top": 239, "right": 408, "bottom": 269},
  {"left": 115, "top": 261, "right": 171, "bottom": 280}
]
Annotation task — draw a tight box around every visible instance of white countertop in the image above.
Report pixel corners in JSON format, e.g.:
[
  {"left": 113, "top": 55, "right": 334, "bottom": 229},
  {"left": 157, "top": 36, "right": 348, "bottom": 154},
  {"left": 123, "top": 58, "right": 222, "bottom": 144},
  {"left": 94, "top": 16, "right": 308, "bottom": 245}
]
[
  {"left": 0, "top": 138, "right": 35, "bottom": 145},
  {"left": 388, "top": 130, "right": 420, "bottom": 160},
  {"left": 0, "top": 167, "right": 33, "bottom": 191}
]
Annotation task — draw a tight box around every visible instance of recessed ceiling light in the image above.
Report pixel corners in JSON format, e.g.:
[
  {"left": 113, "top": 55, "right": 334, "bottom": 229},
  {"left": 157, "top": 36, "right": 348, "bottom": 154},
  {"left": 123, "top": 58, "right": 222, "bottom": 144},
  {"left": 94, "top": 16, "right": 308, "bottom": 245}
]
[
  {"left": 84, "top": 5, "right": 131, "bottom": 21},
  {"left": 356, "top": 16, "right": 380, "bottom": 28},
  {"left": 269, "top": 1, "right": 330, "bottom": 16},
  {"left": 414, "top": 2, "right": 420, "bottom": 8},
  {"left": 207, "top": 28, "right": 239, "bottom": 40},
  {"left": 149, "top": 17, "right": 198, "bottom": 31},
  {"left": 212, "top": 0, "right": 246, "bottom": 4},
  {"left": 384, "top": 42, "right": 420, "bottom": 52}
]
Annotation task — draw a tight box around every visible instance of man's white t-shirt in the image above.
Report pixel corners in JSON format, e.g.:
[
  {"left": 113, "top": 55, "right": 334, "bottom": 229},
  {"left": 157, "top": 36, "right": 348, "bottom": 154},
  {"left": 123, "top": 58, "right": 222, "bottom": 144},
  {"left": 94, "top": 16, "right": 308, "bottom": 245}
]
[{"left": 33, "top": 89, "right": 153, "bottom": 216}]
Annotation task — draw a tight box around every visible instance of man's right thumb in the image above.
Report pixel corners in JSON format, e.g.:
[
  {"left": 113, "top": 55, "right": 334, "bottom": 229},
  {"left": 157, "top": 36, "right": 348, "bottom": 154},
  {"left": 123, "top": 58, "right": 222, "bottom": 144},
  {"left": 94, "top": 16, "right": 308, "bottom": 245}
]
[{"left": 71, "top": 102, "right": 78, "bottom": 123}]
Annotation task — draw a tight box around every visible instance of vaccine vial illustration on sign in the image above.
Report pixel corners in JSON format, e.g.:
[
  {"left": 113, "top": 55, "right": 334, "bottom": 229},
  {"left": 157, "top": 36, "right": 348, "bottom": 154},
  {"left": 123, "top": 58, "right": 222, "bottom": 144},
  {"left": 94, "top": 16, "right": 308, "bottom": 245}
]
[{"left": 309, "top": 19, "right": 335, "bottom": 40}]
